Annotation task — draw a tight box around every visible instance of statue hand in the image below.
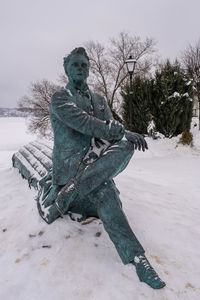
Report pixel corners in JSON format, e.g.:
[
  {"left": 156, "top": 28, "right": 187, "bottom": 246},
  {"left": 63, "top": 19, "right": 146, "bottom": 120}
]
[
  {"left": 125, "top": 131, "right": 148, "bottom": 151},
  {"left": 108, "top": 120, "right": 125, "bottom": 140}
]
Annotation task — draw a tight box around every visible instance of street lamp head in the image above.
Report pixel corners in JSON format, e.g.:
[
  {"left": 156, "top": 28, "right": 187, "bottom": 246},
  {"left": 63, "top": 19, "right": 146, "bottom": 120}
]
[
  {"left": 125, "top": 55, "right": 137, "bottom": 74},
  {"left": 125, "top": 55, "right": 136, "bottom": 130}
]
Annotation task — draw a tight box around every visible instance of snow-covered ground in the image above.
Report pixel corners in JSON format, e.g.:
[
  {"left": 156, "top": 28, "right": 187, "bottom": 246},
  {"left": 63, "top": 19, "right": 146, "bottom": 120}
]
[{"left": 0, "top": 117, "right": 200, "bottom": 300}]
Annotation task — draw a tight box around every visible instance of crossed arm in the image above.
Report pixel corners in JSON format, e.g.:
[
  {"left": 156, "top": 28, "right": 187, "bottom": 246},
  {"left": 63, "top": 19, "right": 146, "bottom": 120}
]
[{"left": 51, "top": 91, "right": 148, "bottom": 151}]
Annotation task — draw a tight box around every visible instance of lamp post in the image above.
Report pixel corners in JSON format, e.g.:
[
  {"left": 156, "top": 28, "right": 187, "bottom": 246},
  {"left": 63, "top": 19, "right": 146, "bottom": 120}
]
[{"left": 125, "top": 56, "right": 137, "bottom": 130}]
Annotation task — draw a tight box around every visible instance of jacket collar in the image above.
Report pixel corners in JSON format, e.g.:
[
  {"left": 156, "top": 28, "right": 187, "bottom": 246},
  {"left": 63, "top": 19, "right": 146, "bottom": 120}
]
[{"left": 65, "top": 82, "right": 90, "bottom": 97}]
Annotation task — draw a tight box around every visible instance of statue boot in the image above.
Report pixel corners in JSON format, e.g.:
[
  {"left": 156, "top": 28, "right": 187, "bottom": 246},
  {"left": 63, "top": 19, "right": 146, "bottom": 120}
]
[{"left": 132, "top": 255, "right": 166, "bottom": 289}]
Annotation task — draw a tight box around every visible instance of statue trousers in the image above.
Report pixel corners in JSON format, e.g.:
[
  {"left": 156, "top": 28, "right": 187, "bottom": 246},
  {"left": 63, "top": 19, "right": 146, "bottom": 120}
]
[{"left": 65, "top": 138, "right": 145, "bottom": 264}]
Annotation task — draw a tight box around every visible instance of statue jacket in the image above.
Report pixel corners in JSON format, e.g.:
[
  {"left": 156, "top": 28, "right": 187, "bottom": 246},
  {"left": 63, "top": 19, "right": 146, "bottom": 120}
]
[{"left": 50, "top": 84, "right": 123, "bottom": 185}]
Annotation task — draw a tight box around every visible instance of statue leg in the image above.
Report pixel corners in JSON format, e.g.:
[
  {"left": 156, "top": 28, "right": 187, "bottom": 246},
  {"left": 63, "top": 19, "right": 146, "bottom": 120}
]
[
  {"left": 68, "top": 180, "right": 165, "bottom": 289},
  {"left": 61, "top": 178, "right": 144, "bottom": 263},
  {"left": 90, "top": 180, "right": 145, "bottom": 264}
]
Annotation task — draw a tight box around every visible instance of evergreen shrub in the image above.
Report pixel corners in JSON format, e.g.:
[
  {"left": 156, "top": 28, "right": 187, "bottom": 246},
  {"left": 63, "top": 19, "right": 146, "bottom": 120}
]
[
  {"left": 179, "top": 129, "right": 193, "bottom": 146},
  {"left": 121, "top": 60, "right": 194, "bottom": 138}
]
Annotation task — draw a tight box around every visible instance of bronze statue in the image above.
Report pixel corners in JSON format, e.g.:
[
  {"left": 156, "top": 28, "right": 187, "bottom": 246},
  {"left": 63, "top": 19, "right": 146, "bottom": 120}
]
[{"left": 37, "top": 47, "right": 165, "bottom": 289}]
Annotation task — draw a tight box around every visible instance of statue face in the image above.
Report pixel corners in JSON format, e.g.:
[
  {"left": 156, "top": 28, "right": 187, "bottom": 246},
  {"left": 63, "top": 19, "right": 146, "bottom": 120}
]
[{"left": 66, "top": 54, "right": 89, "bottom": 85}]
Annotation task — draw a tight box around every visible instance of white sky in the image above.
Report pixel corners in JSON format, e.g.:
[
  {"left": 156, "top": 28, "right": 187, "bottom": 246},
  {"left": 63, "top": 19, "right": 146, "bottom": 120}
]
[{"left": 0, "top": 0, "right": 200, "bottom": 107}]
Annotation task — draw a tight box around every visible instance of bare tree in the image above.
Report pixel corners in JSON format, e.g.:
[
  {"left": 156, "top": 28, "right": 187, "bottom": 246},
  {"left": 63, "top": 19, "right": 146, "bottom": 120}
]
[
  {"left": 85, "top": 32, "right": 156, "bottom": 117},
  {"left": 18, "top": 79, "right": 60, "bottom": 138},
  {"left": 181, "top": 40, "right": 200, "bottom": 129}
]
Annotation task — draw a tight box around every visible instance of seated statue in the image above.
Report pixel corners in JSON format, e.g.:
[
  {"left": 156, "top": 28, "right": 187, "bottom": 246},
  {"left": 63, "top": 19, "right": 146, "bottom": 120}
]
[{"left": 37, "top": 47, "right": 165, "bottom": 289}]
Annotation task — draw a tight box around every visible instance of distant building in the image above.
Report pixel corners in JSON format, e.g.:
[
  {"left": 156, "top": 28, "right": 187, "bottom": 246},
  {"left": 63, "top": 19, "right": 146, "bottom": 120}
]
[{"left": 0, "top": 108, "right": 30, "bottom": 117}]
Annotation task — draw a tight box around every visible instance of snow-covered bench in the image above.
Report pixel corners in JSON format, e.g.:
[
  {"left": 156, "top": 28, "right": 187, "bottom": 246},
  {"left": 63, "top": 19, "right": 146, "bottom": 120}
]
[{"left": 12, "top": 140, "right": 53, "bottom": 189}]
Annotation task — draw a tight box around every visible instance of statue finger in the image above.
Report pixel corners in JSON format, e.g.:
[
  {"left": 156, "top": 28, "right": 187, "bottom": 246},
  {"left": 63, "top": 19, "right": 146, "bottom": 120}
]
[
  {"left": 136, "top": 136, "right": 143, "bottom": 151},
  {"left": 134, "top": 135, "right": 143, "bottom": 151},
  {"left": 137, "top": 140, "right": 141, "bottom": 151},
  {"left": 144, "top": 139, "right": 148, "bottom": 150},
  {"left": 141, "top": 138, "right": 146, "bottom": 151},
  {"left": 141, "top": 137, "right": 148, "bottom": 150},
  {"left": 139, "top": 136, "right": 147, "bottom": 151},
  {"left": 134, "top": 141, "right": 138, "bottom": 150},
  {"left": 140, "top": 141, "right": 144, "bottom": 151}
]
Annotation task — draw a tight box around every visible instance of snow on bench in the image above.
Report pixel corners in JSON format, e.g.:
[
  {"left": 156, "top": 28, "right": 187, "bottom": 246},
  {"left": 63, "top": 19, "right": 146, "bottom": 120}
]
[{"left": 12, "top": 140, "right": 53, "bottom": 189}]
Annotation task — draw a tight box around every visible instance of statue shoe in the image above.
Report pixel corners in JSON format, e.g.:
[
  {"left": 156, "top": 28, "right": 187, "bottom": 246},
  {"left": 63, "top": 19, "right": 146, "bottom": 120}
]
[
  {"left": 55, "top": 179, "right": 78, "bottom": 214},
  {"left": 38, "top": 179, "right": 79, "bottom": 224},
  {"left": 132, "top": 255, "right": 166, "bottom": 289},
  {"left": 37, "top": 196, "right": 62, "bottom": 224}
]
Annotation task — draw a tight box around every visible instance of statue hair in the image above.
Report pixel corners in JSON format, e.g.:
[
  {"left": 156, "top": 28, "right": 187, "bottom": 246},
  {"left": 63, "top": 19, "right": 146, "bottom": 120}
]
[{"left": 63, "top": 47, "right": 89, "bottom": 69}]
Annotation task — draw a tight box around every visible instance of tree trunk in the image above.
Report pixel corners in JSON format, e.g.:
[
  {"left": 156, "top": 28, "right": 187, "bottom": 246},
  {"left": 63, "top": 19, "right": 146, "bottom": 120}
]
[{"left": 199, "top": 99, "right": 200, "bottom": 130}]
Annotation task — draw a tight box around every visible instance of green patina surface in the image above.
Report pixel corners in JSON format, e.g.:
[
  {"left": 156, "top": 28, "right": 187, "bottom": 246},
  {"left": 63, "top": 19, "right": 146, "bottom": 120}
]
[{"left": 37, "top": 47, "right": 147, "bottom": 260}]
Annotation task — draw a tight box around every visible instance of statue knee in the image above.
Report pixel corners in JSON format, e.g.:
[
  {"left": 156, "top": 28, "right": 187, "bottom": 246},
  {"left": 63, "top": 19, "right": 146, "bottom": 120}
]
[{"left": 89, "top": 180, "right": 121, "bottom": 207}]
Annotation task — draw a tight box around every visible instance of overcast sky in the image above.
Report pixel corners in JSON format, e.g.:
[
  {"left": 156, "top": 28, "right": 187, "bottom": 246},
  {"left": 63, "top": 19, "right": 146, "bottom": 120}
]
[{"left": 0, "top": 0, "right": 200, "bottom": 107}]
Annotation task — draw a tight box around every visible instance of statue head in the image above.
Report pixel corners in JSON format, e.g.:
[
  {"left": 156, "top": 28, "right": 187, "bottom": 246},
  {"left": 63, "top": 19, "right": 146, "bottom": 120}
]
[{"left": 63, "top": 47, "right": 90, "bottom": 88}]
